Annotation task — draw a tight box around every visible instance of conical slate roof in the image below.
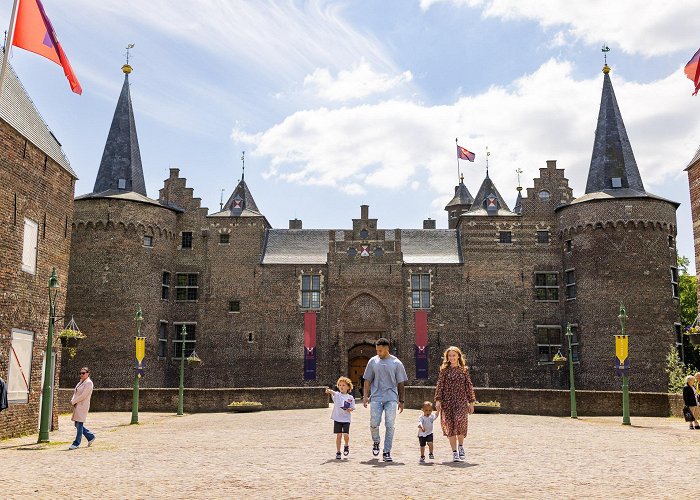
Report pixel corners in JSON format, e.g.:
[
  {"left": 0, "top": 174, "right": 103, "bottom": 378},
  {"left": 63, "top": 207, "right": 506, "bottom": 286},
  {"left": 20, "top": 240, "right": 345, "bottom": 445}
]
[
  {"left": 685, "top": 144, "right": 700, "bottom": 171},
  {"left": 444, "top": 178, "right": 474, "bottom": 209},
  {"left": 585, "top": 66, "right": 644, "bottom": 194},
  {"left": 465, "top": 174, "right": 516, "bottom": 216},
  {"left": 91, "top": 66, "right": 146, "bottom": 196},
  {"left": 513, "top": 189, "right": 523, "bottom": 214}
]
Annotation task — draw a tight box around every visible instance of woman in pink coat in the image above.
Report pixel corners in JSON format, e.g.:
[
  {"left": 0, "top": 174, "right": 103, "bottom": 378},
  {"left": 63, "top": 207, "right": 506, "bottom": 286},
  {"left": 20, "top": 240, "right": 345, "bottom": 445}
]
[{"left": 69, "top": 367, "right": 95, "bottom": 450}]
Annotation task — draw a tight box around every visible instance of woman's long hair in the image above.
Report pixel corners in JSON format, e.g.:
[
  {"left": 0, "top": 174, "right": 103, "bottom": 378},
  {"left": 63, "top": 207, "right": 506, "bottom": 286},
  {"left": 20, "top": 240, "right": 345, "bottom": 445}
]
[{"left": 439, "top": 346, "right": 467, "bottom": 372}]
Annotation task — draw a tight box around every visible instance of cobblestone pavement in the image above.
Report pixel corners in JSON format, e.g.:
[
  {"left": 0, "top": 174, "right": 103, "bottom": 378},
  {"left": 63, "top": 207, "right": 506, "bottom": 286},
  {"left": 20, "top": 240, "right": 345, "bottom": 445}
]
[{"left": 0, "top": 406, "right": 696, "bottom": 499}]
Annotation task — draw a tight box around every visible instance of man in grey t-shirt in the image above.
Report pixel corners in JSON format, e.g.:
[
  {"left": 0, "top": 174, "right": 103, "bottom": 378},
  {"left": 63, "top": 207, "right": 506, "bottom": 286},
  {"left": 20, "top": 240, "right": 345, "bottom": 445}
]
[{"left": 362, "top": 338, "right": 408, "bottom": 462}]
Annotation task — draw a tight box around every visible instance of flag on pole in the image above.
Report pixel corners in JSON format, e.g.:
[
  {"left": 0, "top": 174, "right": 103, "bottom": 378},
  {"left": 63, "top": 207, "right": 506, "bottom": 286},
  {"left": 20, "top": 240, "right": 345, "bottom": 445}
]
[
  {"left": 457, "top": 145, "right": 475, "bottom": 162},
  {"left": 685, "top": 48, "right": 700, "bottom": 96},
  {"left": 11, "top": 0, "right": 82, "bottom": 94}
]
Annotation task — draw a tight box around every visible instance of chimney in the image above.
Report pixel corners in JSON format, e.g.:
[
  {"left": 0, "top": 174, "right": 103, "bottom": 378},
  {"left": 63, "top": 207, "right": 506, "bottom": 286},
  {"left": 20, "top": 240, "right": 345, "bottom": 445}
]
[
  {"left": 360, "top": 204, "right": 369, "bottom": 220},
  {"left": 289, "top": 218, "right": 302, "bottom": 229},
  {"left": 423, "top": 218, "right": 436, "bottom": 229}
]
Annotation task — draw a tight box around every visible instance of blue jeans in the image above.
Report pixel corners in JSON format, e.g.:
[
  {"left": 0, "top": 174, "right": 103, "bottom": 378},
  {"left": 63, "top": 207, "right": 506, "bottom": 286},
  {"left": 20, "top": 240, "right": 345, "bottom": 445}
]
[
  {"left": 370, "top": 400, "right": 398, "bottom": 453},
  {"left": 72, "top": 421, "right": 95, "bottom": 447}
]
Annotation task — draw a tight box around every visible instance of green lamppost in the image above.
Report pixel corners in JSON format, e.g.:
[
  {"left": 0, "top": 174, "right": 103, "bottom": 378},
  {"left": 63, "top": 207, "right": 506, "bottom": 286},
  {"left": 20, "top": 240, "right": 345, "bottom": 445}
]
[
  {"left": 565, "top": 323, "right": 578, "bottom": 419},
  {"left": 131, "top": 305, "right": 145, "bottom": 425},
  {"left": 617, "top": 304, "right": 631, "bottom": 425},
  {"left": 177, "top": 324, "right": 187, "bottom": 416},
  {"left": 38, "top": 268, "right": 60, "bottom": 443}
]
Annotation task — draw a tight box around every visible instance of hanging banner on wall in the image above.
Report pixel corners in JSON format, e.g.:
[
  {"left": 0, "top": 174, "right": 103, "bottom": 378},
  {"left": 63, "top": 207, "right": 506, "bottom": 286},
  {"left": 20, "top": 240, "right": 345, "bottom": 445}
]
[
  {"left": 303, "top": 311, "right": 317, "bottom": 380},
  {"left": 415, "top": 310, "right": 429, "bottom": 379}
]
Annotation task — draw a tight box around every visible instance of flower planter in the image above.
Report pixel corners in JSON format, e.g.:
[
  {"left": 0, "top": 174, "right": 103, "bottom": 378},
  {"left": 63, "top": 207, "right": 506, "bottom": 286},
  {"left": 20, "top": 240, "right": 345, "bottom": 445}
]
[
  {"left": 227, "top": 402, "right": 263, "bottom": 413},
  {"left": 59, "top": 336, "right": 81, "bottom": 349},
  {"left": 474, "top": 404, "right": 500, "bottom": 414},
  {"left": 553, "top": 359, "right": 567, "bottom": 369},
  {"left": 186, "top": 356, "right": 202, "bottom": 366},
  {"left": 688, "top": 333, "right": 700, "bottom": 345}
]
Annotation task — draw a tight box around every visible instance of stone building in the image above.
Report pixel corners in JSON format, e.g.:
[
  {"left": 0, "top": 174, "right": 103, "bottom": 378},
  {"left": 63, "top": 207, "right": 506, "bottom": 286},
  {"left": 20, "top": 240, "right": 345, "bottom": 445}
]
[
  {"left": 62, "top": 64, "right": 679, "bottom": 393},
  {"left": 0, "top": 64, "right": 76, "bottom": 439}
]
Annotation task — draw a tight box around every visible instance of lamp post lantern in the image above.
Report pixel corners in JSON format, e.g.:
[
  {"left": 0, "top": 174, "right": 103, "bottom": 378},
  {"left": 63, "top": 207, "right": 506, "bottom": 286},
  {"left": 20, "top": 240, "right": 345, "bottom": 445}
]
[
  {"left": 617, "top": 304, "right": 631, "bottom": 425},
  {"left": 565, "top": 323, "right": 578, "bottom": 419},
  {"left": 131, "top": 305, "right": 145, "bottom": 425},
  {"left": 38, "top": 268, "right": 60, "bottom": 443},
  {"left": 177, "top": 324, "right": 187, "bottom": 416}
]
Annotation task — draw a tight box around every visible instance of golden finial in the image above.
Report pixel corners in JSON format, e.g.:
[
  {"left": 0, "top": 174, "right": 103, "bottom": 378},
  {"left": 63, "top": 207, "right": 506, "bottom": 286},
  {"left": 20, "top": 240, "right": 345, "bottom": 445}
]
[
  {"left": 602, "top": 64, "right": 610, "bottom": 74},
  {"left": 460, "top": 173, "right": 464, "bottom": 183},
  {"left": 122, "top": 43, "right": 135, "bottom": 74}
]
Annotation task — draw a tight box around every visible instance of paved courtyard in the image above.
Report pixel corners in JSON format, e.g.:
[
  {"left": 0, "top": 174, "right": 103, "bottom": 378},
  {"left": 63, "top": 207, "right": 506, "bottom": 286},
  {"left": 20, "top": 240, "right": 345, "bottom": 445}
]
[{"left": 0, "top": 406, "right": 696, "bottom": 499}]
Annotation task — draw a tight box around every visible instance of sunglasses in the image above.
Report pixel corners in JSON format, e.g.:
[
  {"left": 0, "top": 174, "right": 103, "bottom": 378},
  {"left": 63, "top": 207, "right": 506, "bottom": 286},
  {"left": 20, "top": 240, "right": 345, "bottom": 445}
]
[{"left": 79, "top": 372, "right": 87, "bottom": 375}]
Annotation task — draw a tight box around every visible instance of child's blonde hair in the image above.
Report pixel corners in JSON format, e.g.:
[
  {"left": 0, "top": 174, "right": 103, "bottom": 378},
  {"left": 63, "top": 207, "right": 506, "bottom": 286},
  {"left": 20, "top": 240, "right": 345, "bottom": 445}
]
[
  {"left": 336, "top": 376, "right": 353, "bottom": 391},
  {"left": 422, "top": 401, "right": 433, "bottom": 410}
]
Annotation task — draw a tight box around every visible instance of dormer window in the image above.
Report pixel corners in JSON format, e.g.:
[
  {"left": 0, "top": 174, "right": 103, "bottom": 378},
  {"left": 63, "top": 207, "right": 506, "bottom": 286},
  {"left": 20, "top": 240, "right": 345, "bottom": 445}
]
[
  {"left": 360, "top": 229, "right": 369, "bottom": 239},
  {"left": 118, "top": 178, "right": 127, "bottom": 190},
  {"left": 611, "top": 177, "right": 622, "bottom": 188},
  {"left": 538, "top": 190, "right": 550, "bottom": 201},
  {"left": 485, "top": 194, "right": 498, "bottom": 212}
]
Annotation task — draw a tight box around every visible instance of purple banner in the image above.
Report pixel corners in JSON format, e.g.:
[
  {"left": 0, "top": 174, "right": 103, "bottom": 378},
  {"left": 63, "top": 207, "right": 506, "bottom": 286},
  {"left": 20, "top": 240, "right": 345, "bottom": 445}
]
[
  {"left": 415, "top": 345, "right": 429, "bottom": 379},
  {"left": 304, "top": 347, "right": 316, "bottom": 380}
]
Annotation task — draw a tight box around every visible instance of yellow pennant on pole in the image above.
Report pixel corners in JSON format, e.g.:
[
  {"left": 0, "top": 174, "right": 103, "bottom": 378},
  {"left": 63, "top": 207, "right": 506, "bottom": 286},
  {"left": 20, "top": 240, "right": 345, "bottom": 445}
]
[{"left": 615, "top": 335, "right": 628, "bottom": 364}]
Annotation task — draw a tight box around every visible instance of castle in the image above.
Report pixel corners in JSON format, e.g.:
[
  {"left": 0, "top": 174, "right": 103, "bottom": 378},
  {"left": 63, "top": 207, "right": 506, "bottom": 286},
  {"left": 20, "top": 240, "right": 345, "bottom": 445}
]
[{"left": 60, "top": 63, "right": 680, "bottom": 393}]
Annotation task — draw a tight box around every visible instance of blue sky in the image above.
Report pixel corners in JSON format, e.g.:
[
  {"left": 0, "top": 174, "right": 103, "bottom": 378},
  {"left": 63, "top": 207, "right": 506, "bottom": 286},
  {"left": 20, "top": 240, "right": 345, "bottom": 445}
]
[{"left": 2, "top": 0, "right": 699, "bottom": 270}]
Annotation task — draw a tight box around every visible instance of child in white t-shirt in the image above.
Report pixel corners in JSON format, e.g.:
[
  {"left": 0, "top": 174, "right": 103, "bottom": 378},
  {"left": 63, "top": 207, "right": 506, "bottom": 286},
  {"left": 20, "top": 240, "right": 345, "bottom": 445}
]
[
  {"left": 417, "top": 401, "right": 439, "bottom": 463},
  {"left": 325, "top": 377, "right": 356, "bottom": 460}
]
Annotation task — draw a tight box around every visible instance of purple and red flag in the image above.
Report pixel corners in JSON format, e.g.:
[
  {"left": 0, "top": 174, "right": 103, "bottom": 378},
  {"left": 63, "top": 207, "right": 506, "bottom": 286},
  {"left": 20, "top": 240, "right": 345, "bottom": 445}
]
[
  {"left": 12, "top": 0, "right": 82, "bottom": 94},
  {"left": 303, "top": 311, "right": 317, "bottom": 380},
  {"left": 414, "top": 310, "right": 429, "bottom": 379},
  {"left": 685, "top": 48, "right": 700, "bottom": 96},
  {"left": 457, "top": 145, "right": 476, "bottom": 162}
]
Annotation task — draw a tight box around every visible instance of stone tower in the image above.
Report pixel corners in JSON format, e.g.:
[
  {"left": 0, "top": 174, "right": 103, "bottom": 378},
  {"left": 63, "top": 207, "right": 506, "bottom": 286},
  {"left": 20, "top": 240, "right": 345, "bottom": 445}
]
[
  {"left": 444, "top": 174, "right": 474, "bottom": 229},
  {"left": 557, "top": 65, "right": 679, "bottom": 391}
]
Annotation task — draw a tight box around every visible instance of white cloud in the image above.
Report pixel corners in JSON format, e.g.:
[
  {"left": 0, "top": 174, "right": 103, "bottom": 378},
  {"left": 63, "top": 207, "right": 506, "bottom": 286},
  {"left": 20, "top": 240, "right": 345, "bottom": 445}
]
[
  {"left": 419, "top": 0, "right": 699, "bottom": 56},
  {"left": 234, "top": 59, "right": 700, "bottom": 210},
  {"left": 304, "top": 59, "right": 413, "bottom": 101}
]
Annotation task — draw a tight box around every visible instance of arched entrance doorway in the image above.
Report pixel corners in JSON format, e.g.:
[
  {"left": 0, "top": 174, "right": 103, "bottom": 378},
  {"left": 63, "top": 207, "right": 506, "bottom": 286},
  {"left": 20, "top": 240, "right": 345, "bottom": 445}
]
[{"left": 347, "top": 343, "right": 376, "bottom": 397}]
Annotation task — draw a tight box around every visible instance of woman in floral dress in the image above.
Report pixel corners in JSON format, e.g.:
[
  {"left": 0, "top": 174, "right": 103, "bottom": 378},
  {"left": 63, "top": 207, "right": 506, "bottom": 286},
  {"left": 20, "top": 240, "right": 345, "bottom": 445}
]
[{"left": 434, "top": 346, "right": 475, "bottom": 462}]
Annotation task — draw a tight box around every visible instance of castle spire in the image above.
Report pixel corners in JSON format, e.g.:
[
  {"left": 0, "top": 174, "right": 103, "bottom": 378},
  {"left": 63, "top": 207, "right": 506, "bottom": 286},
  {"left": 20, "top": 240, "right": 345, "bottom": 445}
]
[
  {"left": 585, "top": 63, "right": 645, "bottom": 194},
  {"left": 91, "top": 58, "right": 146, "bottom": 196},
  {"left": 222, "top": 154, "right": 261, "bottom": 216}
]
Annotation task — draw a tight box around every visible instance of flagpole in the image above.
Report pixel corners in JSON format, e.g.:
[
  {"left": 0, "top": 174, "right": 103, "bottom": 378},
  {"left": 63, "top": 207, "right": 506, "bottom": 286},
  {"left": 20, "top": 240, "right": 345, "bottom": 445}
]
[
  {"left": 0, "top": 0, "right": 20, "bottom": 96},
  {"left": 455, "top": 138, "right": 461, "bottom": 183}
]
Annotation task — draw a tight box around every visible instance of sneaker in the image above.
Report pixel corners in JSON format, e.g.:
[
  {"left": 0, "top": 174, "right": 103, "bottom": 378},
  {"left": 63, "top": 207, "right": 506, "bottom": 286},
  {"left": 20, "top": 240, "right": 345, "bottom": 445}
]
[
  {"left": 452, "top": 451, "right": 460, "bottom": 462},
  {"left": 458, "top": 445, "right": 465, "bottom": 460},
  {"left": 691, "top": 425, "right": 695, "bottom": 430},
  {"left": 68, "top": 445, "right": 78, "bottom": 450},
  {"left": 336, "top": 452, "right": 342, "bottom": 460},
  {"left": 382, "top": 451, "right": 393, "bottom": 462},
  {"left": 372, "top": 442, "right": 380, "bottom": 456},
  {"left": 87, "top": 437, "right": 96, "bottom": 448},
  {"left": 343, "top": 445, "right": 349, "bottom": 456},
  {"left": 419, "top": 456, "right": 425, "bottom": 463},
  {"left": 428, "top": 453, "right": 434, "bottom": 460}
]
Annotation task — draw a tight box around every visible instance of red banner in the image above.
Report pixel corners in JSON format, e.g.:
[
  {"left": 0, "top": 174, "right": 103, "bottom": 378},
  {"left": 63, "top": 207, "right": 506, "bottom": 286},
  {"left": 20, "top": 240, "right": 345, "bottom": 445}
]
[
  {"left": 415, "top": 310, "right": 428, "bottom": 347},
  {"left": 304, "top": 312, "right": 317, "bottom": 348}
]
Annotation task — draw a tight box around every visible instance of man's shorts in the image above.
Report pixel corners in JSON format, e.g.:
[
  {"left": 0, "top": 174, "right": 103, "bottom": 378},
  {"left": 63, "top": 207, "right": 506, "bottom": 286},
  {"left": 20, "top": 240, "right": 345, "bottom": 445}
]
[
  {"left": 418, "top": 433, "right": 434, "bottom": 446},
  {"left": 333, "top": 421, "right": 350, "bottom": 434}
]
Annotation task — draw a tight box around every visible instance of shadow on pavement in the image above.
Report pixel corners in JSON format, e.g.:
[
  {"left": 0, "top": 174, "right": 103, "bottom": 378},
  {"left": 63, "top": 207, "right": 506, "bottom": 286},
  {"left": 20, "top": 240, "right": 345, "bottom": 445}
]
[
  {"left": 359, "top": 458, "right": 406, "bottom": 467},
  {"left": 438, "top": 461, "right": 478, "bottom": 467}
]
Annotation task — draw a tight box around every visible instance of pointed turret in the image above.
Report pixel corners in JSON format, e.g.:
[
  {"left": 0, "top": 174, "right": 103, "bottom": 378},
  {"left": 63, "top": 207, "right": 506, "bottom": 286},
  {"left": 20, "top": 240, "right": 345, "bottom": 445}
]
[
  {"left": 465, "top": 173, "right": 516, "bottom": 216},
  {"left": 513, "top": 187, "right": 523, "bottom": 214},
  {"left": 221, "top": 178, "right": 262, "bottom": 216},
  {"left": 91, "top": 64, "right": 146, "bottom": 196},
  {"left": 585, "top": 65, "right": 645, "bottom": 194},
  {"left": 444, "top": 174, "right": 474, "bottom": 228}
]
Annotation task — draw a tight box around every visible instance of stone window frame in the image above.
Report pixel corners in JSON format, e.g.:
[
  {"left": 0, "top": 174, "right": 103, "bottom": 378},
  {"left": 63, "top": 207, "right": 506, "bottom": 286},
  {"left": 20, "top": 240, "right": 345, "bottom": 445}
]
[
  {"left": 536, "top": 230, "right": 549, "bottom": 244},
  {"left": 499, "top": 231, "right": 512, "bottom": 244},
  {"left": 143, "top": 235, "right": 154, "bottom": 247},
  {"left": 172, "top": 322, "right": 196, "bottom": 359},
  {"left": 175, "top": 272, "right": 199, "bottom": 302},
  {"left": 21, "top": 217, "right": 39, "bottom": 274},
  {"left": 564, "top": 268, "right": 576, "bottom": 300},
  {"left": 7, "top": 328, "right": 34, "bottom": 403},
  {"left": 565, "top": 239, "right": 572, "bottom": 252},
  {"left": 534, "top": 272, "right": 559, "bottom": 302},
  {"left": 299, "top": 271, "right": 323, "bottom": 310},
  {"left": 180, "top": 231, "right": 193, "bottom": 249},
  {"left": 229, "top": 300, "right": 241, "bottom": 313},
  {"left": 670, "top": 266, "right": 679, "bottom": 299},
  {"left": 158, "top": 321, "right": 168, "bottom": 358},
  {"left": 673, "top": 322, "right": 684, "bottom": 363},
  {"left": 161, "top": 271, "right": 171, "bottom": 300},
  {"left": 668, "top": 235, "right": 675, "bottom": 248},
  {"left": 535, "top": 324, "right": 561, "bottom": 365},
  {"left": 409, "top": 269, "right": 432, "bottom": 309},
  {"left": 219, "top": 233, "right": 230, "bottom": 245}
]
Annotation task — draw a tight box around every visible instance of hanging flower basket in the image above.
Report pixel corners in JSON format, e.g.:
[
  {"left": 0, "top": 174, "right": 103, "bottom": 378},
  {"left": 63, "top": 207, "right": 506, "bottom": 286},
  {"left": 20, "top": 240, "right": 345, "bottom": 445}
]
[
  {"left": 186, "top": 352, "right": 202, "bottom": 365},
  {"left": 552, "top": 352, "right": 567, "bottom": 369},
  {"left": 57, "top": 317, "right": 85, "bottom": 358},
  {"left": 685, "top": 324, "right": 700, "bottom": 345},
  {"left": 227, "top": 401, "right": 263, "bottom": 413}
]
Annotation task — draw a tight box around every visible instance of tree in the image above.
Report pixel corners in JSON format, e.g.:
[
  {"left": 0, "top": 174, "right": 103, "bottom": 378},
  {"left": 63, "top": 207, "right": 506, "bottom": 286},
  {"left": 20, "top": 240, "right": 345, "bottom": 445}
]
[{"left": 678, "top": 256, "right": 700, "bottom": 370}]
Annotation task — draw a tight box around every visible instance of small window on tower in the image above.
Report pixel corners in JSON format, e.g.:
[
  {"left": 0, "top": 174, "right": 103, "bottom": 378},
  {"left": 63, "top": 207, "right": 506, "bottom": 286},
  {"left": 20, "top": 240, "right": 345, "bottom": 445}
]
[
  {"left": 668, "top": 235, "right": 674, "bottom": 248},
  {"left": 229, "top": 300, "right": 240, "bottom": 313},
  {"left": 536, "top": 231, "right": 549, "bottom": 244},
  {"left": 538, "top": 190, "right": 550, "bottom": 202},
  {"left": 143, "top": 235, "right": 153, "bottom": 247},
  {"left": 219, "top": 234, "right": 230, "bottom": 244},
  {"left": 118, "top": 178, "right": 127, "bottom": 189},
  {"left": 499, "top": 231, "right": 512, "bottom": 244},
  {"left": 611, "top": 177, "right": 622, "bottom": 188}
]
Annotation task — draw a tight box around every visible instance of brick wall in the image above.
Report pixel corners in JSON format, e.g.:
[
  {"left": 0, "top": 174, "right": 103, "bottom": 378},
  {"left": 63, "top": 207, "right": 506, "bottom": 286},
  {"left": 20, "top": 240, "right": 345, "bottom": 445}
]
[{"left": 0, "top": 119, "right": 75, "bottom": 439}]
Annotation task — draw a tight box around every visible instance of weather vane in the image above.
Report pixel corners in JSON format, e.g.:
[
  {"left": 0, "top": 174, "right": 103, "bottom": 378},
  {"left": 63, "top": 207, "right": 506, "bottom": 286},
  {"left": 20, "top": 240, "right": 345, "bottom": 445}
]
[
  {"left": 516, "top": 168, "right": 523, "bottom": 187},
  {"left": 220, "top": 188, "right": 225, "bottom": 211},
  {"left": 125, "top": 43, "right": 135, "bottom": 65},
  {"left": 602, "top": 43, "right": 610, "bottom": 65},
  {"left": 485, "top": 146, "right": 490, "bottom": 176},
  {"left": 241, "top": 151, "right": 245, "bottom": 181}
]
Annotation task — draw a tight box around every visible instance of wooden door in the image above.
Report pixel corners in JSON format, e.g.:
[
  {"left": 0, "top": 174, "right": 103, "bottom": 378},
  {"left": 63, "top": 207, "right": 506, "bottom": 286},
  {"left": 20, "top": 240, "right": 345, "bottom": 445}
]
[{"left": 348, "top": 356, "right": 369, "bottom": 397}]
